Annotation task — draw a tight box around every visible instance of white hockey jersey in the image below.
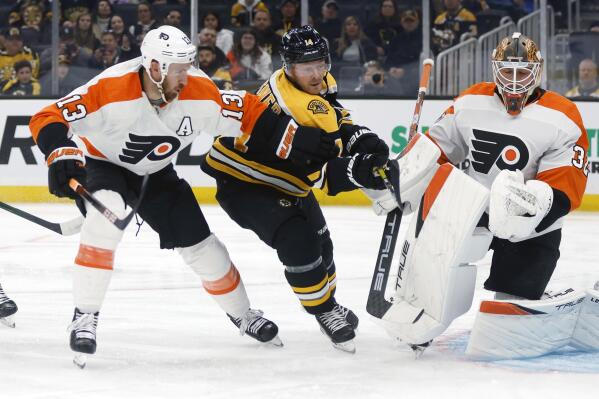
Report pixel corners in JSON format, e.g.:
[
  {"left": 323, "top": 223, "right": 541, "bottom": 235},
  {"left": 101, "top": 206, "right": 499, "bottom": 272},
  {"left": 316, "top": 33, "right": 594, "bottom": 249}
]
[
  {"left": 30, "top": 58, "right": 268, "bottom": 175},
  {"left": 427, "top": 82, "right": 588, "bottom": 233}
]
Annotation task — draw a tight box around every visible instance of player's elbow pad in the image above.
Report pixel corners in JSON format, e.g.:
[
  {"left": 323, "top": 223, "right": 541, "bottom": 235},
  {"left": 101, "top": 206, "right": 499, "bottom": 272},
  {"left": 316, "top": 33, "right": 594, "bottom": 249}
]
[{"left": 250, "top": 108, "right": 338, "bottom": 165}]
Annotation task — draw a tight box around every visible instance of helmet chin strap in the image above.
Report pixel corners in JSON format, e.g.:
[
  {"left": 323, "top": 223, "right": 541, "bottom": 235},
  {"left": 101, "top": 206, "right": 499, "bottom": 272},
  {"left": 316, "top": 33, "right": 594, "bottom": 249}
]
[{"left": 146, "top": 65, "right": 168, "bottom": 104}]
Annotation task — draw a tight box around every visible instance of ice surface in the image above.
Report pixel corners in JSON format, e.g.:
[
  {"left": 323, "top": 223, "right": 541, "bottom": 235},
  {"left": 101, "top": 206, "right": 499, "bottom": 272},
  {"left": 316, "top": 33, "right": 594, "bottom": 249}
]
[{"left": 1, "top": 204, "right": 598, "bottom": 399}]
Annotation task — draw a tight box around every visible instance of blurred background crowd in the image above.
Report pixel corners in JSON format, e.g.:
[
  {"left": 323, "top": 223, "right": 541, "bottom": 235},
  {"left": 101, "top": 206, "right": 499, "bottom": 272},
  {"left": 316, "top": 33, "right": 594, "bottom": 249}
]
[{"left": 0, "top": 0, "right": 597, "bottom": 99}]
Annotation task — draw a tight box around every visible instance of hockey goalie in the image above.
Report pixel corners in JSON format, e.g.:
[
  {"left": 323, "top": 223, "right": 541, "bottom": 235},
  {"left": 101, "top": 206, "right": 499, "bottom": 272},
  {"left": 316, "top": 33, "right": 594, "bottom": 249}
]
[{"left": 367, "top": 33, "right": 599, "bottom": 359}]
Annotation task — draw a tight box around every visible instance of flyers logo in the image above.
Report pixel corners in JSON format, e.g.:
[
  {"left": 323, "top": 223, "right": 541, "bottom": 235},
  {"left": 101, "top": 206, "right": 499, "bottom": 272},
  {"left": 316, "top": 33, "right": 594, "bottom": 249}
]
[
  {"left": 471, "top": 129, "right": 529, "bottom": 174},
  {"left": 119, "top": 134, "right": 181, "bottom": 164}
]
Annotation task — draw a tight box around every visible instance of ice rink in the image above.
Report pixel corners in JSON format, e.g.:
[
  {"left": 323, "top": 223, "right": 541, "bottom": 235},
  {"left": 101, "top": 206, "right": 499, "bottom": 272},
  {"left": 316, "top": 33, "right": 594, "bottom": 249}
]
[{"left": 1, "top": 203, "right": 598, "bottom": 399}]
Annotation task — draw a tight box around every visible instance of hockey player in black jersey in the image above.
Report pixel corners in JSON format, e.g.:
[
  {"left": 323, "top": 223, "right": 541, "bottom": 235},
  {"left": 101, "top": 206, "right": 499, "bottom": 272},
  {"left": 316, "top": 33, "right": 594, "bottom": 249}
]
[{"left": 202, "top": 26, "right": 390, "bottom": 353}]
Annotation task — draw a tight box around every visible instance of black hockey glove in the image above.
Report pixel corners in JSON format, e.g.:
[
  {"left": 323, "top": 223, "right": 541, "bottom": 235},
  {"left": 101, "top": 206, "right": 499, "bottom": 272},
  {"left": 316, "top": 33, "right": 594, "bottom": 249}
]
[
  {"left": 339, "top": 124, "right": 390, "bottom": 159},
  {"left": 272, "top": 118, "right": 339, "bottom": 165},
  {"left": 347, "top": 153, "right": 387, "bottom": 190},
  {"left": 45, "top": 138, "right": 86, "bottom": 200}
]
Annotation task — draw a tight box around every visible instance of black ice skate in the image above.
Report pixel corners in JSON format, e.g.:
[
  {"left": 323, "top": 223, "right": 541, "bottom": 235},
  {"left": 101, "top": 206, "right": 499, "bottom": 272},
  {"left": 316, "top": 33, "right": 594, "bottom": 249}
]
[
  {"left": 315, "top": 305, "right": 356, "bottom": 353},
  {"left": 68, "top": 308, "right": 99, "bottom": 369},
  {"left": 228, "top": 309, "right": 283, "bottom": 347},
  {"left": 334, "top": 303, "right": 359, "bottom": 330},
  {"left": 0, "top": 284, "right": 18, "bottom": 328}
]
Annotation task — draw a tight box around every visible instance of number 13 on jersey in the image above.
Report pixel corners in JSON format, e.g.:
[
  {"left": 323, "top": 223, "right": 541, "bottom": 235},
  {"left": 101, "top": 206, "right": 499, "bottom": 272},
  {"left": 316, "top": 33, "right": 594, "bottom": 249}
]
[
  {"left": 56, "top": 95, "right": 88, "bottom": 122},
  {"left": 221, "top": 92, "right": 244, "bottom": 121}
]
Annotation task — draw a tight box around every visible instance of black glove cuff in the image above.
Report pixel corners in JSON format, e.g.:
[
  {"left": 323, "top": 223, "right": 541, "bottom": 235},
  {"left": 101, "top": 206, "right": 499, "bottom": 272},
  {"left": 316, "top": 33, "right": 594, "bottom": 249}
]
[{"left": 36, "top": 122, "right": 71, "bottom": 158}]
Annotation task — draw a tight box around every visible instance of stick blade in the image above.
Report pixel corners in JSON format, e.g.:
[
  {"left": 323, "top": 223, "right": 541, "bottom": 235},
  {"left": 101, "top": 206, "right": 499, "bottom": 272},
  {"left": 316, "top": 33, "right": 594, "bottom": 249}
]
[{"left": 366, "top": 209, "right": 402, "bottom": 319}]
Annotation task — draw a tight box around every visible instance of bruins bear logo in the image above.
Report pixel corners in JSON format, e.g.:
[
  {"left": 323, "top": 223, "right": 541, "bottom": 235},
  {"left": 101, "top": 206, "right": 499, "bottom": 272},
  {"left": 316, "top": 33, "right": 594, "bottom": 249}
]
[{"left": 307, "top": 99, "right": 328, "bottom": 115}]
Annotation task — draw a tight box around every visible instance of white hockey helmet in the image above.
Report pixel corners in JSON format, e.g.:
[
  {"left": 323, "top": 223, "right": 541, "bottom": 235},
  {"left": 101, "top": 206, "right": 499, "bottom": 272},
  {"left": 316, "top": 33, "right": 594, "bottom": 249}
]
[{"left": 141, "top": 25, "right": 196, "bottom": 86}]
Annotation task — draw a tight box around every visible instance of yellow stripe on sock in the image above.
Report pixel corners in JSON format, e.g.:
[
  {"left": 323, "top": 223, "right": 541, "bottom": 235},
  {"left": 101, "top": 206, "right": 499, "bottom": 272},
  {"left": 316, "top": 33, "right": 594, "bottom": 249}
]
[{"left": 291, "top": 274, "right": 329, "bottom": 294}]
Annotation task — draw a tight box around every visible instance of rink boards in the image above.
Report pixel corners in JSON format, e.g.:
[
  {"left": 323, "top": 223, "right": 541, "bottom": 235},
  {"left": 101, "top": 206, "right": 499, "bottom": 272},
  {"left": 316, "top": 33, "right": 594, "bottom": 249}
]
[{"left": 1, "top": 98, "right": 599, "bottom": 210}]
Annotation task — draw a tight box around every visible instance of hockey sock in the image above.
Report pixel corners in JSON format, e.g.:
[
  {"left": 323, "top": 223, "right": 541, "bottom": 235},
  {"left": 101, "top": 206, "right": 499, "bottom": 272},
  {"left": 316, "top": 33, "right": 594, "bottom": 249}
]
[
  {"left": 178, "top": 234, "right": 250, "bottom": 318},
  {"left": 325, "top": 260, "right": 337, "bottom": 296},
  {"left": 321, "top": 237, "right": 337, "bottom": 295},
  {"left": 74, "top": 245, "right": 114, "bottom": 313},
  {"left": 74, "top": 190, "right": 125, "bottom": 313},
  {"left": 285, "top": 259, "right": 335, "bottom": 315}
]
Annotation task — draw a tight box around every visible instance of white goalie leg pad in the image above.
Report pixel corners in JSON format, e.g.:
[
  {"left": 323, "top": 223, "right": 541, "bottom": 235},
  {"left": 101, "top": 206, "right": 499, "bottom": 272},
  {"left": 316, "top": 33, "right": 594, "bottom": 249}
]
[
  {"left": 178, "top": 234, "right": 250, "bottom": 318},
  {"left": 363, "top": 134, "right": 441, "bottom": 216},
  {"left": 466, "top": 288, "right": 587, "bottom": 359},
  {"left": 74, "top": 190, "right": 126, "bottom": 313},
  {"left": 377, "top": 164, "right": 490, "bottom": 344},
  {"left": 570, "top": 284, "right": 599, "bottom": 351}
]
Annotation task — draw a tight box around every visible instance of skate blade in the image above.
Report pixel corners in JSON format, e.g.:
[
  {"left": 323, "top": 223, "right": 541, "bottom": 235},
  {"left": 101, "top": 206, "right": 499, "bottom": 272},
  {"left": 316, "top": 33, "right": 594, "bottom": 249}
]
[
  {"left": 332, "top": 340, "right": 356, "bottom": 354},
  {"left": 267, "top": 335, "right": 284, "bottom": 347},
  {"left": 0, "top": 316, "right": 15, "bottom": 328},
  {"left": 73, "top": 354, "right": 88, "bottom": 369},
  {"left": 318, "top": 327, "right": 356, "bottom": 354},
  {"left": 409, "top": 341, "right": 432, "bottom": 359}
]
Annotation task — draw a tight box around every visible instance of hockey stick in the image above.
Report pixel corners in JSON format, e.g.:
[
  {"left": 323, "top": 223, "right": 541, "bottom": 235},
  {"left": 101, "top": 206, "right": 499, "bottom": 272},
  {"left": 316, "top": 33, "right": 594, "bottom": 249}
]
[
  {"left": 68, "top": 173, "right": 149, "bottom": 231},
  {"left": 367, "top": 59, "right": 434, "bottom": 319},
  {"left": 0, "top": 175, "right": 149, "bottom": 236},
  {"left": 0, "top": 201, "right": 83, "bottom": 236}
]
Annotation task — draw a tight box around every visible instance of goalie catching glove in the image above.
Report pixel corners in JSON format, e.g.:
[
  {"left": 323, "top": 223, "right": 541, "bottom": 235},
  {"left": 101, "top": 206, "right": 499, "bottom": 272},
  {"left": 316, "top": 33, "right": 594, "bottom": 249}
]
[{"left": 488, "top": 169, "right": 553, "bottom": 240}]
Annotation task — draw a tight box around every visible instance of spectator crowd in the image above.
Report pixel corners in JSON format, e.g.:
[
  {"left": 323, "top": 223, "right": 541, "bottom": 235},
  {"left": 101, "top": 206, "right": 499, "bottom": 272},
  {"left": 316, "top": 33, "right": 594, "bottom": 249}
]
[{"left": 0, "top": 0, "right": 596, "bottom": 98}]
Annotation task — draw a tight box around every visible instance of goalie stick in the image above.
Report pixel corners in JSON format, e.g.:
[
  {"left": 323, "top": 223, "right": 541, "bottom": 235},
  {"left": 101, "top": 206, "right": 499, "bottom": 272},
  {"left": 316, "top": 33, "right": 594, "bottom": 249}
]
[
  {"left": 0, "top": 174, "right": 149, "bottom": 235},
  {"left": 367, "top": 59, "right": 434, "bottom": 319}
]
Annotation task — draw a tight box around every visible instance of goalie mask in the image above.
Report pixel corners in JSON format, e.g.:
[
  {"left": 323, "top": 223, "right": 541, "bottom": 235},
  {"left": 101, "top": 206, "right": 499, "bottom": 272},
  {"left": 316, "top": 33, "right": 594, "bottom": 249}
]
[
  {"left": 141, "top": 25, "right": 196, "bottom": 103},
  {"left": 491, "top": 32, "right": 543, "bottom": 116}
]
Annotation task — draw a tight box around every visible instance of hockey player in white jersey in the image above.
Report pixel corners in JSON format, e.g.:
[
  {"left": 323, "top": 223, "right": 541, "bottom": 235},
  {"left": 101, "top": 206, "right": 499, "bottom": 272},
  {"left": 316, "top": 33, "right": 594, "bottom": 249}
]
[
  {"left": 370, "top": 33, "right": 598, "bottom": 359},
  {"left": 0, "top": 282, "right": 18, "bottom": 328},
  {"left": 29, "top": 26, "right": 339, "bottom": 367}
]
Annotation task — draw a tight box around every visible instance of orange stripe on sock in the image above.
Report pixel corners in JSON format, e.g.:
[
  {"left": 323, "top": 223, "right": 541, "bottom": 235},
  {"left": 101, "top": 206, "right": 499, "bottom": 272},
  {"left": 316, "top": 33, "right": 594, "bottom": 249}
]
[
  {"left": 75, "top": 244, "right": 114, "bottom": 270},
  {"left": 203, "top": 264, "right": 241, "bottom": 295},
  {"left": 479, "top": 301, "right": 531, "bottom": 315}
]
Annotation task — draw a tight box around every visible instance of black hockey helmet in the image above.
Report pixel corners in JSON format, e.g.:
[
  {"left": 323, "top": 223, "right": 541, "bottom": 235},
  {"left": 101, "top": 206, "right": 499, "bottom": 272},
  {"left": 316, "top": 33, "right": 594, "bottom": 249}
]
[{"left": 280, "top": 25, "right": 330, "bottom": 71}]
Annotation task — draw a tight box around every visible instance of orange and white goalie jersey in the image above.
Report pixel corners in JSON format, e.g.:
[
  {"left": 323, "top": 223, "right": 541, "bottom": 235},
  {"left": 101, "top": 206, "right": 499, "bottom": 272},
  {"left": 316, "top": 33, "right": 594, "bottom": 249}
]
[
  {"left": 29, "top": 57, "right": 267, "bottom": 175},
  {"left": 427, "top": 82, "right": 588, "bottom": 233}
]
